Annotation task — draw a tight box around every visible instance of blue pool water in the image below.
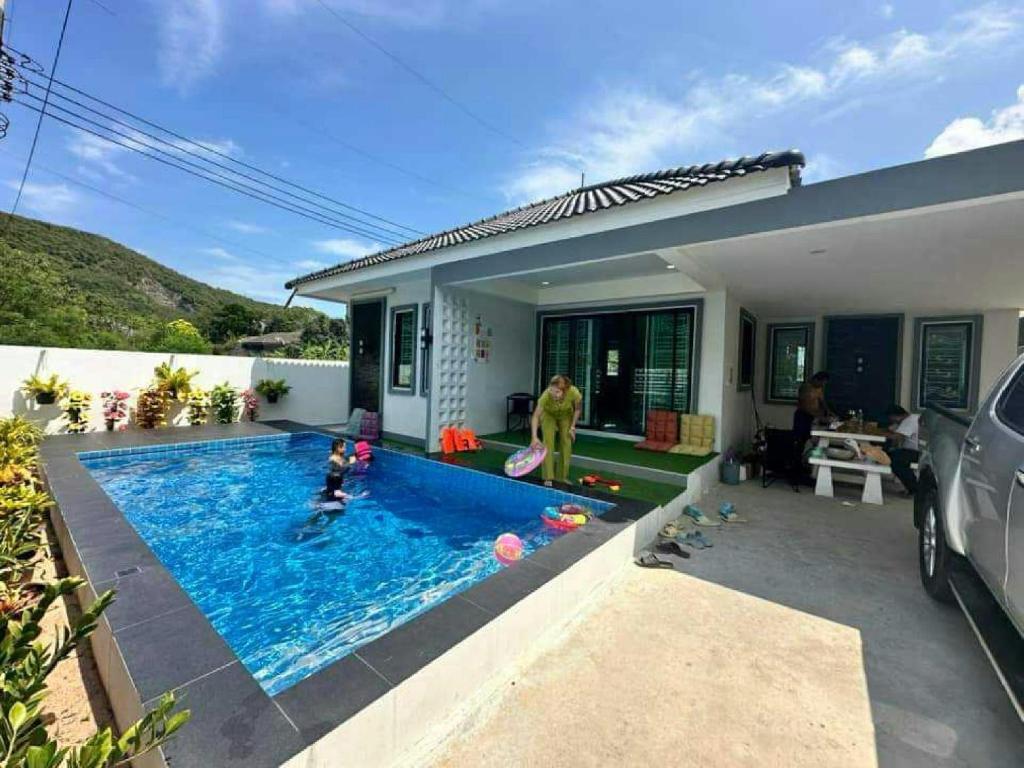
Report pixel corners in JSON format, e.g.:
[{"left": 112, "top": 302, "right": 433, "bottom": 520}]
[{"left": 80, "top": 433, "right": 611, "bottom": 694}]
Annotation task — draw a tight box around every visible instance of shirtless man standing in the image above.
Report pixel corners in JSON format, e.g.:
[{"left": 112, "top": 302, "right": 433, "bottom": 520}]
[{"left": 794, "top": 371, "right": 831, "bottom": 449}]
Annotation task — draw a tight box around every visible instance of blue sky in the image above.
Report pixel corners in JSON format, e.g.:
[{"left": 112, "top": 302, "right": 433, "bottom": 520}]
[{"left": 2, "top": 1, "right": 1022, "bottom": 317}]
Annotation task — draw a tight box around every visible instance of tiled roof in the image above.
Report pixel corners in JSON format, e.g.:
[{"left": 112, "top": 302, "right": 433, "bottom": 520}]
[{"left": 285, "top": 150, "right": 804, "bottom": 288}]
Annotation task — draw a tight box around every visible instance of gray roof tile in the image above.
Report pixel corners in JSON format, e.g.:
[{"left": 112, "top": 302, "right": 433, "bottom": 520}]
[{"left": 285, "top": 149, "right": 804, "bottom": 288}]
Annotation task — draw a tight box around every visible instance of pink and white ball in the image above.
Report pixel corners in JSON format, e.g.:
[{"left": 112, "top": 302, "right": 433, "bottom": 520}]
[{"left": 493, "top": 533, "right": 523, "bottom": 565}]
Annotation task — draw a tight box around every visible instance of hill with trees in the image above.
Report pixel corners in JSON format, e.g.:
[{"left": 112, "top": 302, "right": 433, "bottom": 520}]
[{"left": 0, "top": 214, "right": 346, "bottom": 358}]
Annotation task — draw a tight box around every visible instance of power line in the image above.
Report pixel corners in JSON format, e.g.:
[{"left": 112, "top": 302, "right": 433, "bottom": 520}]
[
  {"left": 19, "top": 77, "right": 417, "bottom": 242},
  {"left": 20, "top": 71, "right": 425, "bottom": 237},
  {"left": 2, "top": 45, "right": 425, "bottom": 240},
  {"left": 13, "top": 97, "right": 407, "bottom": 245},
  {"left": 4, "top": 0, "right": 73, "bottom": 235},
  {"left": 313, "top": 0, "right": 526, "bottom": 150}
]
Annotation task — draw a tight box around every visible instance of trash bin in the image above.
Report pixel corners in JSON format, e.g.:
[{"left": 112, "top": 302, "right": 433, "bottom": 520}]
[{"left": 721, "top": 460, "right": 741, "bottom": 485}]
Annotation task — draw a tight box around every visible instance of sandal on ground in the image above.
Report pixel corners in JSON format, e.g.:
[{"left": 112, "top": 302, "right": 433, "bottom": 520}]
[
  {"left": 635, "top": 550, "right": 674, "bottom": 569},
  {"left": 718, "top": 502, "right": 747, "bottom": 523},
  {"left": 655, "top": 540, "right": 691, "bottom": 559},
  {"left": 659, "top": 521, "right": 684, "bottom": 539},
  {"left": 683, "top": 505, "right": 721, "bottom": 527},
  {"left": 692, "top": 531, "right": 713, "bottom": 548}
]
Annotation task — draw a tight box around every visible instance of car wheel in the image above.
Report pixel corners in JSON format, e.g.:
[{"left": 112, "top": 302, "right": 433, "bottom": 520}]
[{"left": 918, "top": 483, "right": 954, "bottom": 603}]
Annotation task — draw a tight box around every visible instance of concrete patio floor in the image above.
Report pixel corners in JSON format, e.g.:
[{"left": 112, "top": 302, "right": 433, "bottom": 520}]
[{"left": 430, "top": 481, "right": 1024, "bottom": 768}]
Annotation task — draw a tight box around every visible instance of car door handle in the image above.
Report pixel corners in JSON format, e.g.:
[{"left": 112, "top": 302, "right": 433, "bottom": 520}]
[
  {"left": 965, "top": 436, "right": 982, "bottom": 453},
  {"left": 1017, "top": 469, "right": 1024, "bottom": 488}
]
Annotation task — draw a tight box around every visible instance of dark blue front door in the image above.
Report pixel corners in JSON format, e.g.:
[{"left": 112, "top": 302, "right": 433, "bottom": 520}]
[{"left": 825, "top": 316, "right": 902, "bottom": 422}]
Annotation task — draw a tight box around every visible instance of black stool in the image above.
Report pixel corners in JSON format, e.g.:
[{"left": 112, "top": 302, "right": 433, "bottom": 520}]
[{"left": 506, "top": 393, "right": 536, "bottom": 433}]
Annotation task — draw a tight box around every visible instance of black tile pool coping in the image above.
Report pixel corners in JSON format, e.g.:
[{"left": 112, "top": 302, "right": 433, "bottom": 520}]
[{"left": 41, "top": 421, "right": 655, "bottom": 768}]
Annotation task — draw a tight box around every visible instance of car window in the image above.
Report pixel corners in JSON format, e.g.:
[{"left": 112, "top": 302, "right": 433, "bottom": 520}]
[{"left": 996, "top": 365, "right": 1024, "bottom": 436}]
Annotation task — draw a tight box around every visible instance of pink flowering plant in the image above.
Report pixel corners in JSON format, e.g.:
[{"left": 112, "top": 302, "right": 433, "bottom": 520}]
[
  {"left": 241, "top": 388, "right": 259, "bottom": 422},
  {"left": 101, "top": 390, "right": 131, "bottom": 431}
]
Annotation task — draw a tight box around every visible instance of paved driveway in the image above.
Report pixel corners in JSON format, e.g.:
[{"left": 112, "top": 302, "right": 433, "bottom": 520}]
[{"left": 433, "top": 481, "right": 1023, "bottom": 767}]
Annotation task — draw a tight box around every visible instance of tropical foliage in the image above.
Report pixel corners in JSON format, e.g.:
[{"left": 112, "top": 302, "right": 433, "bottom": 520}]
[
  {"left": 20, "top": 374, "right": 68, "bottom": 404},
  {"left": 0, "top": 416, "right": 189, "bottom": 766},
  {"left": 185, "top": 390, "right": 210, "bottom": 426},
  {"left": 0, "top": 214, "right": 345, "bottom": 358},
  {"left": 153, "top": 363, "right": 198, "bottom": 401},
  {"left": 135, "top": 388, "right": 170, "bottom": 429},
  {"left": 209, "top": 383, "right": 240, "bottom": 424},
  {"left": 61, "top": 391, "right": 92, "bottom": 434},
  {"left": 100, "top": 391, "right": 130, "bottom": 431},
  {"left": 254, "top": 378, "right": 291, "bottom": 401},
  {"left": 241, "top": 389, "right": 259, "bottom": 422}
]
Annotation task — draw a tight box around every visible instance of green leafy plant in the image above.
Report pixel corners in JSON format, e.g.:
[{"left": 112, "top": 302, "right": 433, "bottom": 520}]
[
  {"left": 150, "top": 319, "right": 212, "bottom": 355},
  {"left": 0, "top": 416, "right": 191, "bottom": 765},
  {"left": 61, "top": 391, "right": 92, "bottom": 434},
  {"left": 20, "top": 375, "right": 68, "bottom": 405},
  {"left": 185, "top": 389, "right": 209, "bottom": 426},
  {"left": 209, "top": 383, "right": 239, "bottom": 424},
  {"left": 152, "top": 364, "right": 198, "bottom": 402},
  {"left": 254, "top": 378, "right": 291, "bottom": 403},
  {"left": 135, "top": 388, "right": 169, "bottom": 429}
]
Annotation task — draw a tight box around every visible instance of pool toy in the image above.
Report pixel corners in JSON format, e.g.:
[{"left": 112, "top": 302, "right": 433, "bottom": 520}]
[
  {"left": 458, "top": 428, "right": 482, "bottom": 451},
  {"left": 580, "top": 474, "right": 622, "bottom": 492},
  {"left": 541, "top": 506, "right": 588, "bottom": 531},
  {"left": 558, "top": 503, "right": 591, "bottom": 517},
  {"left": 440, "top": 427, "right": 458, "bottom": 454},
  {"left": 494, "top": 532, "right": 523, "bottom": 565},
  {"left": 504, "top": 444, "right": 547, "bottom": 478},
  {"left": 354, "top": 441, "right": 373, "bottom": 462}
]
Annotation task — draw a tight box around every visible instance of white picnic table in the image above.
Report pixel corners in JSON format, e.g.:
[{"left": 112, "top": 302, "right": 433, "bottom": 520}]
[{"left": 810, "top": 427, "right": 891, "bottom": 505}]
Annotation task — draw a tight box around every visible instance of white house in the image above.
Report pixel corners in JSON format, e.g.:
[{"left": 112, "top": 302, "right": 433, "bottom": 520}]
[{"left": 285, "top": 142, "right": 1024, "bottom": 455}]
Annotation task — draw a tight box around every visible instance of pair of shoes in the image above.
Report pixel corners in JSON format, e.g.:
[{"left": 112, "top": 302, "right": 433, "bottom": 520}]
[
  {"left": 655, "top": 540, "right": 691, "bottom": 559},
  {"left": 718, "top": 502, "right": 747, "bottom": 523},
  {"left": 635, "top": 550, "right": 674, "bottom": 569},
  {"left": 683, "top": 505, "right": 722, "bottom": 527},
  {"left": 681, "top": 531, "right": 713, "bottom": 549}
]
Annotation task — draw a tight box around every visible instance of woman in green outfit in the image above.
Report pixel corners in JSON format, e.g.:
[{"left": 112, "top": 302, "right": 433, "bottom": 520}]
[{"left": 530, "top": 374, "right": 583, "bottom": 486}]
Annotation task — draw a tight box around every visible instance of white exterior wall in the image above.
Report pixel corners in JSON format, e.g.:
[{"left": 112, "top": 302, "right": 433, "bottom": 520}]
[
  {"left": 0, "top": 345, "right": 349, "bottom": 434},
  {"left": 696, "top": 289, "right": 752, "bottom": 454},
  {"left": 381, "top": 279, "right": 432, "bottom": 440},
  {"left": 752, "top": 308, "right": 1021, "bottom": 429}
]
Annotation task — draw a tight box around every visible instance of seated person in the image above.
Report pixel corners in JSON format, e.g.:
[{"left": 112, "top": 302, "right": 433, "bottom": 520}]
[{"left": 885, "top": 405, "right": 920, "bottom": 495}]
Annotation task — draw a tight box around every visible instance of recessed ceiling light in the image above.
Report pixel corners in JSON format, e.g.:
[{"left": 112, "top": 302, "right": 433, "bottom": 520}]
[
  {"left": 665, "top": 264, "right": 676, "bottom": 270},
  {"left": 541, "top": 280, "right": 551, "bottom": 286},
  {"left": 809, "top": 248, "right": 827, "bottom": 255}
]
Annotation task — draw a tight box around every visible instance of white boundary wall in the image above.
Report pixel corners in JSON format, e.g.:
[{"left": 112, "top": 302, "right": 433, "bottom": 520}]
[{"left": 0, "top": 345, "right": 349, "bottom": 433}]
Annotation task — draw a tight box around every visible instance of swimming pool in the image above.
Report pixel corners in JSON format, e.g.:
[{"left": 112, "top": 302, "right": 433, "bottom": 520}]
[{"left": 80, "top": 432, "right": 611, "bottom": 695}]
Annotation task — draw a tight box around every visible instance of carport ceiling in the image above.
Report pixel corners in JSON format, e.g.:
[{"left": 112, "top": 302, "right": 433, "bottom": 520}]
[
  {"left": 683, "top": 193, "right": 1024, "bottom": 317},
  {"left": 487, "top": 251, "right": 673, "bottom": 289}
]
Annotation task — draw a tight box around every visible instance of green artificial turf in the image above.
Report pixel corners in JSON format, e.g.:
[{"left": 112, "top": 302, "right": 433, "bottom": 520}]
[
  {"left": 431, "top": 448, "right": 683, "bottom": 507},
  {"left": 480, "top": 430, "right": 716, "bottom": 475}
]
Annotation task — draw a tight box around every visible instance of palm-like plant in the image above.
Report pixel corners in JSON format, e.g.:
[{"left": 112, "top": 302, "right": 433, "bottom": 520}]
[
  {"left": 152, "top": 364, "right": 198, "bottom": 401},
  {"left": 20, "top": 374, "right": 68, "bottom": 405}
]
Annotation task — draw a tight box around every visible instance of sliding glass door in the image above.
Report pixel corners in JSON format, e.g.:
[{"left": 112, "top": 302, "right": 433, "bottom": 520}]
[{"left": 539, "top": 305, "right": 696, "bottom": 435}]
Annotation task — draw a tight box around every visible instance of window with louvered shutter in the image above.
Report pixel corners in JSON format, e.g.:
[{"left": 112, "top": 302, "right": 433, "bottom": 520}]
[{"left": 918, "top": 321, "right": 973, "bottom": 410}]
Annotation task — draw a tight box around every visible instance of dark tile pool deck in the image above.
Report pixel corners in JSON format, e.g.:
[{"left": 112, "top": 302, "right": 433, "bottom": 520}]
[{"left": 42, "top": 421, "right": 654, "bottom": 768}]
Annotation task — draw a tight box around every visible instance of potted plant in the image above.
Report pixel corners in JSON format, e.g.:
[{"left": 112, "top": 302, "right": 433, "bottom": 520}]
[
  {"left": 153, "top": 363, "right": 199, "bottom": 402},
  {"left": 241, "top": 388, "right": 259, "bottom": 422},
  {"left": 20, "top": 374, "right": 68, "bottom": 405},
  {"left": 136, "top": 388, "right": 170, "bottom": 429},
  {"left": 185, "top": 389, "right": 210, "bottom": 426},
  {"left": 101, "top": 390, "right": 131, "bottom": 431},
  {"left": 61, "top": 390, "right": 92, "bottom": 434},
  {"left": 209, "top": 382, "right": 240, "bottom": 424},
  {"left": 254, "top": 378, "right": 291, "bottom": 404}
]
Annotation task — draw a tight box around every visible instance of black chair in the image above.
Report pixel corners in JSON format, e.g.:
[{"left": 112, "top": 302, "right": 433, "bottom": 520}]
[
  {"left": 506, "top": 393, "right": 536, "bottom": 433},
  {"left": 762, "top": 427, "right": 801, "bottom": 491}
]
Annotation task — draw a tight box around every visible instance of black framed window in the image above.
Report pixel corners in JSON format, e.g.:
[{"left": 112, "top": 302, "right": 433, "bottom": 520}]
[
  {"left": 388, "top": 304, "right": 417, "bottom": 394},
  {"left": 912, "top": 317, "right": 981, "bottom": 412},
  {"left": 766, "top": 323, "right": 814, "bottom": 403},
  {"left": 538, "top": 304, "right": 697, "bottom": 434},
  {"left": 738, "top": 309, "right": 756, "bottom": 390}
]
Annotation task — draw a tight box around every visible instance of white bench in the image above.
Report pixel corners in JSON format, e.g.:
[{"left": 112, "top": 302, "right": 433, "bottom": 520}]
[{"left": 808, "top": 456, "right": 892, "bottom": 505}]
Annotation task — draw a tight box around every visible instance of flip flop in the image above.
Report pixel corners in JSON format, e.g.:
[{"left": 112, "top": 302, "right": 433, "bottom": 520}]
[
  {"left": 635, "top": 550, "right": 674, "bottom": 569},
  {"left": 719, "top": 502, "right": 747, "bottom": 523},
  {"left": 659, "top": 521, "right": 684, "bottom": 539},
  {"left": 683, "top": 505, "right": 722, "bottom": 527},
  {"left": 692, "top": 531, "right": 713, "bottom": 548},
  {"left": 680, "top": 532, "right": 703, "bottom": 550},
  {"left": 655, "top": 540, "right": 691, "bottom": 559}
]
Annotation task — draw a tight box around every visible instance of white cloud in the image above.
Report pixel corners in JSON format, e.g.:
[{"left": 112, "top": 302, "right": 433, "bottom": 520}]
[
  {"left": 925, "top": 84, "right": 1024, "bottom": 158},
  {"left": 504, "top": 3, "right": 1022, "bottom": 202},
  {"left": 201, "top": 246, "right": 238, "bottom": 260},
  {"left": 157, "top": 0, "right": 224, "bottom": 94},
  {"left": 880, "top": 3, "right": 895, "bottom": 19},
  {"left": 295, "top": 258, "right": 327, "bottom": 270},
  {"left": 225, "top": 220, "right": 267, "bottom": 234},
  {"left": 801, "top": 153, "right": 848, "bottom": 183},
  {"left": 6, "top": 180, "right": 79, "bottom": 215},
  {"left": 194, "top": 262, "right": 295, "bottom": 302},
  {"left": 176, "top": 137, "right": 242, "bottom": 157},
  {"left": 311, "top": 237, "right": 381, "bottom": 259},
  {"left": 66, "top": 131, "right": 134, "bottom": 180}
]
